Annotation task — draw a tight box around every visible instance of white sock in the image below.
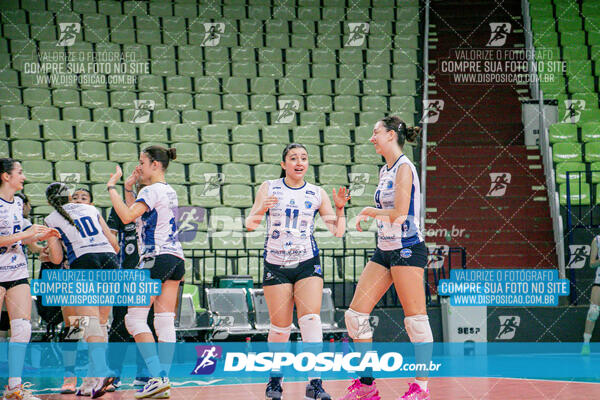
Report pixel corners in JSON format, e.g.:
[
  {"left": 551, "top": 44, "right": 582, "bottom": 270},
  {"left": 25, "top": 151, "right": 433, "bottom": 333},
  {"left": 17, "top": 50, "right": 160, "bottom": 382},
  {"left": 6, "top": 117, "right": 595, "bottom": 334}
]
[
  {"left": 8, "top": 377, "right": 21, "bottom": 390},
  {"left": 584, "top": 333, "right": 592, "bottom": 343},
  {"left": 415, "top": 379, "right": 428, "bottom": 391}
]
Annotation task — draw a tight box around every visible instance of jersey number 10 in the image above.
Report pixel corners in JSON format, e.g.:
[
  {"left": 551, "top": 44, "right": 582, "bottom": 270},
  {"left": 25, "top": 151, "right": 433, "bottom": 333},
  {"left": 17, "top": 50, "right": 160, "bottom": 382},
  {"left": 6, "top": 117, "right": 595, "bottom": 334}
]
[{"left": 74, "top": 216, "right": 99, "bottom": 238}]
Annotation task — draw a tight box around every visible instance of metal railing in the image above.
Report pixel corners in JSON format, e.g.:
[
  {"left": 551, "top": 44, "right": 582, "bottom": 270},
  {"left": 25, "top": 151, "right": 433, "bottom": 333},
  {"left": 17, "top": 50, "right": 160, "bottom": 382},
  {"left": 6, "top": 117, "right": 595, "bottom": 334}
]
[{"left": 420, "top": 0, "right": 431, "bottom": 234}]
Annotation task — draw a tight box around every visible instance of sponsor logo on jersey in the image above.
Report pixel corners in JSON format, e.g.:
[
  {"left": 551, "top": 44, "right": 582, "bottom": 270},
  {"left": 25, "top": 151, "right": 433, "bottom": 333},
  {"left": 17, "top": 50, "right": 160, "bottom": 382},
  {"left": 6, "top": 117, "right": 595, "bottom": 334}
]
[
  {"left": 305, "top": 201, "right": 312, "bottom": 209},
  {"left": 271, "top": 230, "right": 280, "bottom": 239},
  {"left": 386, "top": 180, "right": 394, "bottom": 189},
  {"left": 400, "top": 248, "right": 412, "bottom": 258},
  {"left": 265, "top": 271, "right": 274, "bottom": 280},
  {"left": 314, "top": 264, "right": 322, "bottom": 275},
  {"left": 306, "top": 190, "right": 315, "bottom": 195},
  {"left": 273, "top": 221, "right": 281, "bottom": 227}
]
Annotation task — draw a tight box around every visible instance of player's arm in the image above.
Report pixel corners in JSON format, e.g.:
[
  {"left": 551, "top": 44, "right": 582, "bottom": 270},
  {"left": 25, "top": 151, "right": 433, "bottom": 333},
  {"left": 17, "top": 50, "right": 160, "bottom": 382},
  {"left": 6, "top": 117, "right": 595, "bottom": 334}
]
[
  {"left": 3, "top": 224, "right": 59, "bottom": 246},
  {"left": 124, "top": 165, "right": 141, "bottom": 207},
  {"left": 318, "top": 187, "right": 349, "bottom": 238},
  {"left": 245, "top": 182, "right": 277, "bottom": 231},
  {"left": 26, "top": 242, "right": 44, "bottom": 254},
  {"left": 356, "top": 164, "right": 412, "bottom": 231},
  {"left": 590, "top": 238, "right": 600, "bottom": 268},
  {"left": 98, "top": 214, "right": 120, "bottom": 253},
  {"left": 107, "top": 166, "right": 148, "bottom": 225},
  {"left": 46, "top": 236, "right": 64, "bottom": 265}
]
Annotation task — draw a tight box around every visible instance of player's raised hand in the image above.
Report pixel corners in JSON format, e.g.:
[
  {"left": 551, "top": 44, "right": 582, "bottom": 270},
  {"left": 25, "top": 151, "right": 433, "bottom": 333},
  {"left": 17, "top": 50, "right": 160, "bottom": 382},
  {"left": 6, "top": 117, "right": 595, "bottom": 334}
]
[
  {"left": 125, "top": 165, "right": 141, "bottom": 190},
  {"left": 107, "top": 165, "right": 123, "bottom": 187},
  {"left": 261, "top": 195, "right": 279, "bottom": 213},
  {"left": 355, "top": 207, "right": 376, "bottom": 232},
  {"left": 332, "top": 187, "right": 351, "bottom": 209}
]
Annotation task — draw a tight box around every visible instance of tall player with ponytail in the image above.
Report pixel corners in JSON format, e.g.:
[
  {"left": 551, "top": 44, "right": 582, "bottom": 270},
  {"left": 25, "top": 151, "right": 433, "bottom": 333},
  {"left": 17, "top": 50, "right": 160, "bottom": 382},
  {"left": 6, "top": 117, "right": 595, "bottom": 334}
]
[
  {"left": 107, "top": 146, "right": 185, "bottom": 399},
  {"left": 246, "top": 143, "right": 350, "bottom": 400},
  {"left": 0, "top": 158, "right": 60, "bottom": 400},
  {"left": 44, "top": 182, "right": 119, "bottom": 398},
  {"left": 338, "top": 116, "right": 433, "bottom": 400}
]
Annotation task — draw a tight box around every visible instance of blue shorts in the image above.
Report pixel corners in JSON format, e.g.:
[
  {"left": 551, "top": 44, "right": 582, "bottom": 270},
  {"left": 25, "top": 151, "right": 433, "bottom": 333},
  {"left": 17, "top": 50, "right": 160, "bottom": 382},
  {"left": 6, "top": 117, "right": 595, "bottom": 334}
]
[
  {"left": 263, "top": 256, "right": 323, "bottom": 286},
  {"left": 370, "top": 241, "right": 428, "bottom": 269}
]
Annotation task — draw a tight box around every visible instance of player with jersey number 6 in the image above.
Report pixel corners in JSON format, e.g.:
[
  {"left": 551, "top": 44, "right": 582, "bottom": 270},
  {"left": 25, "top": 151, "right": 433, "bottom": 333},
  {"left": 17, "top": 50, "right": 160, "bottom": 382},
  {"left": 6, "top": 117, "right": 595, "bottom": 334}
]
[
  {"left": 338, "top": 116, "right": 433, "bottom": 400},
  {"left": 246, "top": 143, "right": 350, "bottom": 400},
  {"left": 106, "top": 146, "right": 185, "bottom": 400},
  {"left": 0, "top": 158, "right": 60, "bottom": 400}
]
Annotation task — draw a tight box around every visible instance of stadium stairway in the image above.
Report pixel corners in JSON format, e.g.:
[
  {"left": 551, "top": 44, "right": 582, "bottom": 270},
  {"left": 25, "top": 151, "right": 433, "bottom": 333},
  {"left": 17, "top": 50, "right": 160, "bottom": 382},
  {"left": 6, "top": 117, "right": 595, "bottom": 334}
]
[{"left": 425, "top": 0, "right": 556, "bottom": 269}]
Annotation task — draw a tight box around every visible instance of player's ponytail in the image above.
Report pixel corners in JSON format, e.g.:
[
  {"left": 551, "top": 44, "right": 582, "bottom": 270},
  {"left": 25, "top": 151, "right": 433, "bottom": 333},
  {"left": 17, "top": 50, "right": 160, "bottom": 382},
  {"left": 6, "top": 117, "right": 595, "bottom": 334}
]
[
  {"left": 280, "top": 143, "right": 307, "bottom": 178},
  {"left": 380, "top": 116, "right": 421, "bottom": 147},
  {"left": 0, "top": 158, "right": 18, "bottom": 187},
  {"left": 143, "top": 145, "right": 176, "bottom": 170},
  {"left": 46, "top": 182, "right": 77, "bottom": 228}
]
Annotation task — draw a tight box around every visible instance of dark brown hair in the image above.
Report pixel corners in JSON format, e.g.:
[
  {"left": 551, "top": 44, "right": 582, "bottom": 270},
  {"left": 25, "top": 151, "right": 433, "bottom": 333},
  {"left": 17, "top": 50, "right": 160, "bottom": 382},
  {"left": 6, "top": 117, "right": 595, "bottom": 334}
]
[
  {"left": 0, "top": 158, "right": 18, "bottom": 187},
  {"left": 46, "top": 182, "right": 77, "bottom": 228},
  {"left": 73, "top": 187, "right": 93, "bottom": 203},
  {"left": 280, "top": 143, "right": 308, "bottom": 178},
  {"left": 143, "top": 146, "right": 177, "bottom": 170},
  {"left": 379, "top": 116, "right": 421, "bottom": 147}
]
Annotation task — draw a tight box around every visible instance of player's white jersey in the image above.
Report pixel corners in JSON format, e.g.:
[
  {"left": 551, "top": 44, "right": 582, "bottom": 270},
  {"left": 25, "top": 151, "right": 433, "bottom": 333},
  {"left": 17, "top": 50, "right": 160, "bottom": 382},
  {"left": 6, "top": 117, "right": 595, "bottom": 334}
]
[
  {"left": 45, "top": 203, "right": 115, "bottom": 264},
  {"left": 264, "top": 178, "right": 322, "bottom": 265},
  {"left": 374, "top": 155, "right": 424, "bottom": 250},
  {"left": 0, "top": 196, "right": 29, "bottom": 282},
  {"left": 594, "top": 236, "right": 600, "bottom": 285},
  {"left": 135, "top": 182, "right": 184, "bottom": 260}
]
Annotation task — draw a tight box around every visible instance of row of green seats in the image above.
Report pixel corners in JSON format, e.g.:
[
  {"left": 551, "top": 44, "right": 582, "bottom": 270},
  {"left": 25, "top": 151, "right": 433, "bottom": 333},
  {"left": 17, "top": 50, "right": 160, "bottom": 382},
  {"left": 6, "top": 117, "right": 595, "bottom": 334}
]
[
  {"left": 552, "top": 141, "right": 600, "bottom": 163},
  {"left": 555, "top": 161, "right": 600, "bottom": 183},
  {"left": 549, "top": 122, "right": 600, "bottom": 143},
  {"left": 559, "top": 180, "right": 600, "bottom": 205}
]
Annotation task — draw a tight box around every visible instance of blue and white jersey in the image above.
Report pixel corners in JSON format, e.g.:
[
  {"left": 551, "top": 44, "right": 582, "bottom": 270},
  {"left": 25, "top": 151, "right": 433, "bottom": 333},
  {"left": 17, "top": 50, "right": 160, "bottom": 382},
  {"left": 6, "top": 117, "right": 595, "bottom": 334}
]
[
  {"left": 374, "top": 155, "right": 424, "bottom": 250},
  {"left": 595, "top": 236, "right": 600, "bottom": 285},
  {"left": 45, "top": 203, "right": 115, "bottom": 264},
  {"left": 135, "top": 182, "right": 184, "bottom": 260},
  {"left": 264, "top": 178, "right": 322, "bottom": 265},
  {"left": 0, "top": 196, "right": 30, "bottom": 282}
]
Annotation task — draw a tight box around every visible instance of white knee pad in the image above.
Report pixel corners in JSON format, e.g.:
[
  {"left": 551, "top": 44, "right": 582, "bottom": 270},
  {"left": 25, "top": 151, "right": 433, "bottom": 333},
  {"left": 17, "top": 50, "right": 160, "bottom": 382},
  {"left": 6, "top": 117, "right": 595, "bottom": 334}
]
[
  {"left": 125, "top": 308, "right": 152, "bottom": 337},
  {"left": 404, "top": 315, "right": 433, "bottom": 343},
  {"left": 345, "top": 308, "right": 373, "bottom": 340},
  {"left": 268, "top": 324, "right": 292, "bottom": 342},
  {"left": 9, "top": 319, "right": 31, "bottom": 343},
  {"left": 153, "top": 312, "right": 176, "bottom": 342},
  {"left": 100, "top": 323, "right": 108, "bottom": 342},
  {"left": 588, "top": 304, "right": 600, "bottom": 322},
  {"left": 83, "top": 316, "right": 104, "bottom": 341},
  {"left": 298, "top": 313, "right": 323, "bottom": 343}
]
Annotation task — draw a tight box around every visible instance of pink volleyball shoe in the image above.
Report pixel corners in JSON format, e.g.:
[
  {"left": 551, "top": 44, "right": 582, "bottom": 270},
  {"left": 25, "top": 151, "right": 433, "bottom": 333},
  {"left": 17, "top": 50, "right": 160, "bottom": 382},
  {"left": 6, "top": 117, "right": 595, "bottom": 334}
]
[
  {"left": 337, "top": 379, "right": 380, "bottom": 400},
  {"left": 398, "top": 383, "right": 430, "bottom": 400}
]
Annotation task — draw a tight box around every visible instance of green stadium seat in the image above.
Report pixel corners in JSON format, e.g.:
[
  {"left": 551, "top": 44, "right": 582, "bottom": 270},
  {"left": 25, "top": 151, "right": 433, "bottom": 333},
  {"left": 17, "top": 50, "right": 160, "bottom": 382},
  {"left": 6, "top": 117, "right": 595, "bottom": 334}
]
[
  {"left": 250, "top": 78, "right": 276, "bottom": 94},
  {"left": 23, "top": 183, "right": 49, "bottom": 207},
  {"left": 76, "top": 141, "right": 106, "bottom": 162},
  {"left": 107, "top": 122, "right": 137, "bottom": 142},
  {"left": 345, "top": 231, "right": 376, "bottom": 249},
  {"left": 171, "top": 184, "right": 190, "bottom": 206},
  {"left": 22, "top": 89, "right": 48, "bottom": 107},
  {"left": 591, "top": 162, "right": 600, "bottom": 183},
  {"left": 549, "top": 124, "right": 578, "bottom": 143},
  {"left": 330, "top": 112, "right": 357, "bottom": 128},
  {"left": 223, "top": 77, "right": 248, "bottom": 94},
  {"left": 232, "top": 125, "right": 260, "bottom": 143},
  {"left": 241, "top": 111, "right": 268, "bottom": 125},
  {"left": 165, "top": 162, "right": 186, "bottom": 183},
  {"left": 202, "top": 143, "right": 230, "bottom": 164},
  {"left": 166, "top": 76, "right": 192, "bottom": 93},
  {"left": 53, "top": 89, "right": 80, "bottom": 108},
  {"left": 362, "top": 96, "right": 388, "bottom": 112},
  {"left": 200, "top": 125, "right": 229, "bottom": 143},
  {"left": 110, "top": 91, "right": 136, "bottom": 109},
  {"left": 0, "top": 141, "right": 6, "bottom": 157},
  {"left": 222, "top": 184, "right": 253, "bottom": 207},
  {"left": 0, "top": 105, "right": 27, "bottom": 120},
  {"left": 349, "top": 184, "right": 377, "bottom": 206},
  {"left": 334, "top": 79, "right": 360, "bottom": 96},
  {"left": 319, "top": 164, "right": 348, "bottom": 184},
  {"left": 182, "top": 110, "right": 209, "bottom": 126},
  {"left": 552, "top": 142, "right": 582, "bottom": 163},
  {"left": 582, "top": 122, "right": 600, "bottom": 142},
  {"left": 194, "top": 94, "right": 221, "bottom": 112},
  {"left": 334, "top": 96, "right": 359, "bottom": 112},
  {"left": 262, "top": 143, "right": 285, "bottom": 164},
  {"left": 354, "top": 144, "right": 382, "bottom": 163},
  {"left": 232, "top": 143, "right": 261, "bottom": 164},
  {"left": 279, "top": 77, "right": 304, "bottom": 94},
  {"left": 91, "top": 183, "right": 122, "bottom": 207},
  {"left": 172, "top": 142, "right": 200, "bottom": 163},
  {"left": 54, "top": 160, "right": 87, "bottom": 182},
  {"left": 351, "top": 164, "right": 380, "bottom": 183},
  {"left": 258, "top": 63, "right": 284, "bottom": 78},
  {"left": 0, "top": 70, "right": 18, "bottom": 88},
  {"left": 221, "top": 163, "right": 251, "bottom": 184},
  {"left": 139, "top": 124, "right": 168, "bottom": 142},
  {"left": 190, "top": 184, "right": 221, "bottom": 207},
  {"left": 138, "top": 75, "right": 164, "bottom": 92},
  {"left": 155, "top": 109, "right": 180, "bottom": 124},
  {"left": 324, "top": 127, "right": 352, "bottom": 145},
  {"left": 212, "top": 111, "right": 238, "bottom": 126},
  {"left": 304, "top": 144, "right": 322, "bottom": 165},
  {"left": 585, "top": 142, "right": 600, "bottom": 162},
  {"left": 46, "top": 140, "right": 76, "bottom": 161},
  {"left": 32, "top": 106, "right": 60, "bottom": 121},
  {"left": 151, "top": 60, "right": 177, "bottom": 76},
  {"left": 76, "top": 122, "right": 105, "bottom": 141},
  {"left": 61, "top": 107, "right": 90, "bottom": 123},
  {"left": 306, "top": 95, "right": 332, "bottom": 112},
  {"left": 108, "top": 141, "right": 138, "bottom": 162},
  {"left": 189, "top": 162, "right": 218, "bottom": 182},
  {"left": 223, "top": 94, "right": 249, "bottom": 112},
  {"left": 43, "top": 120, "right": 74, "bottom": 141},
  {"left": 93, "top": 107, "right": 121, "bottom": 123},
  {"left": 250, "top": 95, "right": 277, "bottom": 112},
  {"left": 21, "top": 160, "right": 53, "bottom": 184},
  {"left": 262, "top": 125, "right": 290, "bottom": 143},
  {"left": 89, "top": 161, "right": 118, "bottom": 182},
  {"left": 306, "top": 78, "right": 332, "bottom": 96},
  {"left": 11, "top": 140, "right": 43, "bottom": 160},
  {"left": 339, "top": 64, "right": 363, "bottom": 79},
  {"left": 559, "top": 181, "right": 590, "bottom": 205},
  {"left": 9, "top": 119, "right": 40, "bottom": 140},
  {"left": 300, "top": 112, "right": 326, "bottom": 126},
  {"left": 323, "top": 145, "right": 351, "bottom": 164},
  {"left": 254, "top": 164, "right": 282, "bottom": 183},
  {"left": 168, "top": 93, "right": 194, "bottom": 111},
  {"left": 294, "top": 126, "right": 321, "bottom": 144},
  {"left": 555, "top": 162, "right": 586, "bottom": 183}
]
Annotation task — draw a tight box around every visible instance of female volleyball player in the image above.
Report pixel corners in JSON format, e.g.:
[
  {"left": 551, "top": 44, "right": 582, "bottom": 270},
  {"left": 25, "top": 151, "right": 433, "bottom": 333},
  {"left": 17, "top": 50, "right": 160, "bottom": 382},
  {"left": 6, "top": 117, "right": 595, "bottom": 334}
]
[
  {"left": 582, "top": 235, "right": 600, "bottom": 355},
  {"left": 0, "top": 158, "right": 60, "bottom": 400},
  {"left": 338, "top": 116, "right": 433, "bottom": 400},
  {"left": 246, "top": 143, "right": 350, "bottom": 400},
  {"left": 44, "top": 182, "right": 119, "bottom": 398},
  {"left": 106, "top": 146, "right": 185, "bottom": 399}
]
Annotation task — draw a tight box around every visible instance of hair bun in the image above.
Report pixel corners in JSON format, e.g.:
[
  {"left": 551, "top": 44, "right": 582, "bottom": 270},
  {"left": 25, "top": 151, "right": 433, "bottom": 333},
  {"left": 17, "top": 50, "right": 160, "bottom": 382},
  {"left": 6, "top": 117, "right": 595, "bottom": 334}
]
[{"left": 167, "top": 148, "right": 177, "bottom": 161}]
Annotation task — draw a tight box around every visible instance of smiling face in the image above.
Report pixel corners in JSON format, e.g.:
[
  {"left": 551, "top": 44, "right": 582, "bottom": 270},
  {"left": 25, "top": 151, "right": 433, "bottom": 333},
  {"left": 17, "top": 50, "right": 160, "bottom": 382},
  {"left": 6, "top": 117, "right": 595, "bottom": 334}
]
[
  {"left": 281, "top": 147, "right": 309, "bottom": 181},
  {"left": 1, "top": 161, "right": 25, "bottom": 192},
  {"left": 370, "top": 121, "right": 396, "bottom": 155},
  {"left": 72, "top": 189, "right": 92, "bottom": 205}
]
